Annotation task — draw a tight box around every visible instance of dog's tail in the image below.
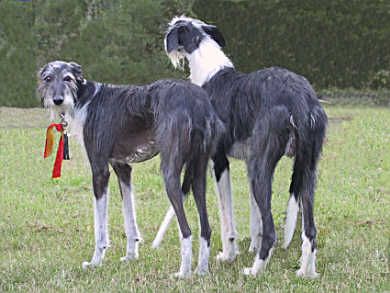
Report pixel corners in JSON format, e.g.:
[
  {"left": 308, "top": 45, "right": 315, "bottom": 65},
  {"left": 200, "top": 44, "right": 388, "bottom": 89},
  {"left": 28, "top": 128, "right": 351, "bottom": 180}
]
[{"left": 284, "top": 103, "right": 327, "bottom": 249}]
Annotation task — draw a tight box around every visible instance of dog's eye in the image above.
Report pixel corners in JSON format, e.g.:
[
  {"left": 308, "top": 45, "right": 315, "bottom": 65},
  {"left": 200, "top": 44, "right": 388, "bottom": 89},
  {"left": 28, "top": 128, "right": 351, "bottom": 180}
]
[
  {"left": 63, "top": 76, "right": 73, "bottom": 82},
  {"left": 44, "top": 76, "right": 52, "bottom": 82}
]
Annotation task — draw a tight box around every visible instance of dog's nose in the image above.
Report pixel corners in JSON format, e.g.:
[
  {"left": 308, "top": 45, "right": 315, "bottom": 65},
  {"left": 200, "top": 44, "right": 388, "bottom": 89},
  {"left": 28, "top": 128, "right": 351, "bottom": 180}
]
[{"left": 53, "top": 96, "right": 64, "bottom": 105}]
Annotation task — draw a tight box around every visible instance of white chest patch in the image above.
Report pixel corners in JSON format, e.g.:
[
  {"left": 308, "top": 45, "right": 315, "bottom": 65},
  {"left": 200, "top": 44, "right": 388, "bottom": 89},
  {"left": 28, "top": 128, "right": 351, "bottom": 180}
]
[{"left": 68, "top": 103, "right": 89, "bottom": 150}]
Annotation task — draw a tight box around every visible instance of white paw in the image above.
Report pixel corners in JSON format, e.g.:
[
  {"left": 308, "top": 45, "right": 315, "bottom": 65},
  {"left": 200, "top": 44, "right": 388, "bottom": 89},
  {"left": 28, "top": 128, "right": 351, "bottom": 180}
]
[
  {"left": 172, "top": 271, "right": 191, "bottom": 279},
  {"left": 248, "top": 246, "right": 256, "bottom": 253},
  {"left": 248, "top": 241, "right": 260, "bottom": 253},
  {"left": 216, "top": 251, "right": 236, "bottom": 262},
  {"left": 82, "top": 261, "right": 101, "bottom": 269},
  {"left": 194, "top": 267, "right": 209, "bottom": 275},
  {"left": 243, "top": 267, "right": 256, "bottom": 276},
  {"left": 120, "top": 255, "right": 137, "bottom": 262},
  {"left": 296, "top": 269, "right": 319, "bottom": 279}
]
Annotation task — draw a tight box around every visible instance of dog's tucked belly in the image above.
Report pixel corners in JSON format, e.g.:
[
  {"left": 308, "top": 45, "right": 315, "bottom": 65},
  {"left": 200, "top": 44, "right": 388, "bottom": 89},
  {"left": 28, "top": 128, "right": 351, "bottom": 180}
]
[
  {"left": 125, "top": 140, "right": 159, "bottom": 163},
  {"left": 111, "top": 140, "right": 159, "bottom": 164},
  {"left": 228, "top": 139, "right": 251, "bottom": 161},
  {"left": 227, "top": 131, "right": 296, "bottom": 161}
]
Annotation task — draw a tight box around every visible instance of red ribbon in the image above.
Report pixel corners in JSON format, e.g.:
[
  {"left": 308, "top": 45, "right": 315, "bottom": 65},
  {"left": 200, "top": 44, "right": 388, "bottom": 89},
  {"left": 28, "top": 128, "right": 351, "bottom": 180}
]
[{"left": 44, "top": 123, "right": 64, "bottom": 179}]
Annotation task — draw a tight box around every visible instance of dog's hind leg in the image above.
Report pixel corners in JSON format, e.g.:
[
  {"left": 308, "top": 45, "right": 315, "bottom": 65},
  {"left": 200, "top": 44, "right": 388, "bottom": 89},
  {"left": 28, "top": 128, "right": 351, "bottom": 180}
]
[
  {"left": 247, "top": 169, "right": 262, "bottom": 253},
  {"left": 190, "top": 155, "right": 212, "bottom": 275},
  {"left": 294, "top": 106, "right": 325, "bottom": 278},
  {"left": 82, "top": 164, "right": 110, "bottom": 269},
  {"left": 294, "top": 147, "right": 322, "bottom": 277},
  {"left": 293, "top": 158, "right": 319, "bottom": 278},
  {"left": 152, "top": 166, "right": 193, "bottom": 249},
  {"left": 212, "top": 147, "right": 239, "bottom": 262},
  {"left": 112, "top": 162, "right": 141, "bottom": 262},
  {"left": 243, "top": 106, "right": 289, "bottom": 276},
  {"left": 161, "top": 155, "right": 192, "bottom": 278}
]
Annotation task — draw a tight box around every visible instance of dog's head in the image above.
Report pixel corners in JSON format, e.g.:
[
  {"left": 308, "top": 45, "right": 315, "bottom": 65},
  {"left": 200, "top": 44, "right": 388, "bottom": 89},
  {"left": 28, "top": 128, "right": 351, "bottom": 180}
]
[
  {"left": 37, "top": 61, "right": 84, "bottom": 115},
  {"left": 165, "top": 16, "right": 226, "bottom": 68}
]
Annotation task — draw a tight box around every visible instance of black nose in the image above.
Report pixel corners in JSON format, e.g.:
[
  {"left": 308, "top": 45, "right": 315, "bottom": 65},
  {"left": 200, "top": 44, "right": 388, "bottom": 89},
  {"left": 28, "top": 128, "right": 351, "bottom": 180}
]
[{"left": 53, "top": 96, "right": 64, "bottom": 105}]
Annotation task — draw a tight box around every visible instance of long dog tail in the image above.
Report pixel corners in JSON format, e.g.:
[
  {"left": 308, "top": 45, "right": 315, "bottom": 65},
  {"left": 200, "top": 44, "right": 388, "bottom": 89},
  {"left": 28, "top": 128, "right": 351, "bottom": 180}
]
[{"left": 284, "top": 103, "right": 327, "bottom": 249}]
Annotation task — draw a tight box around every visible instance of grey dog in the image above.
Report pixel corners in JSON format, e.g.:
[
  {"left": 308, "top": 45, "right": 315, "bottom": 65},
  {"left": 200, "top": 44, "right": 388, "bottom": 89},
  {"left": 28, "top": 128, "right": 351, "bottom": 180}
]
[{"left": 37, "top": 60, "right": 224, "bottom": 277}]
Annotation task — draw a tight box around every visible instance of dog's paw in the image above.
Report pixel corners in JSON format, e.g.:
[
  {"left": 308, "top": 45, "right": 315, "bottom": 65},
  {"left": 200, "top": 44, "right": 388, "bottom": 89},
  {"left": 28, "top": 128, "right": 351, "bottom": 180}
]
[
  {"left": 171, "top": 271, "right": 191, "bottom": 279},
  {"left": 248, "top": 243, "right": 260, "bottom": 253},
  {"left": 296, "top": 269, "right": 319, "bottom": 279},
  {"left": 216, "top": 251, "right": 236, "bottom": 263},
  {"left": 194, "top": 267, "right": 209, "bottom": 276},
  {"left": 248, "top": 245, "right": 256, "bottom": 253},
  {"left": 248, "top": 239, "right": 261, "bottom": 253},
  {"left": 120, "top": 255, "right": 137, "bottom": 262},
  {"left": 82, "top": 261, "right": 101, "bottom": 269},
  {"left": 243, "top": 267, "right": 256, "bottom": 276}
]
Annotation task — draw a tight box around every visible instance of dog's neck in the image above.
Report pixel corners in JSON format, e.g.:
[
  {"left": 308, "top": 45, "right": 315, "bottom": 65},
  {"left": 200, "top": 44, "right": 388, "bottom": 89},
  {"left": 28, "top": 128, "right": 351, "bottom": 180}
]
[
  {"left": 59, "top": 81, "right": 97, "bottom": 135},
  {"left": 75, "top": 80, "right": 100, "bottom": 108},
  {"left": 187, "top": 38, "right": 234, "bottom": 86}
]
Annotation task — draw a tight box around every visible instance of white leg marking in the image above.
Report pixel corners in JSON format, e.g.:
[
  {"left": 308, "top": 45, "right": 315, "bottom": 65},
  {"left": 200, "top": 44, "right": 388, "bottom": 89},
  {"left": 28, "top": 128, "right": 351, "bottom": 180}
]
[
  {"left": 120, "top": 182, "right": 141, "bottom": 262},
  {"left": 152, "top": 206, "right": 176, "bottom": 248},
  {"left": 296, "top": 211, "right": 319, "bottom": 278},
  {"left": 283, "top": 195, "right": 299, "bottom": 249},
  {"left": 248, "top": 177, "right": 262, "bottom": 253},
  {"left": 195, "top": 237, "right": 210, "bottom": 275},
  {"left": 173, "top": 235, "right": 192, "bottom": 278},
  {"left": 82, "top": 191, "right": 109, "bottom": 269},
  {"left": 243, "top": 248, "right": 274, "bottom": 276},
  {"left": 213, "top": 168, "right": 239, "bottom": 262}
]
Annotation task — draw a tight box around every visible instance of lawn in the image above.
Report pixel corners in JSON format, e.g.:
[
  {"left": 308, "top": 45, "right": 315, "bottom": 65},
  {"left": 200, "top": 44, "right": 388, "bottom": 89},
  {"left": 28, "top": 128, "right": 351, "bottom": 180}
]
[{"left": 0, "top": 104, "right": 389, "bottom": 292}]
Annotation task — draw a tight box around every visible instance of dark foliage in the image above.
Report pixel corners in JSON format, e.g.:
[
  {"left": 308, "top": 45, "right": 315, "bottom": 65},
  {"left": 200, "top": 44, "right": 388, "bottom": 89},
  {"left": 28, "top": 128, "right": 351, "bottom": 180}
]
[
  {"left": 193, "top": 0, "right": 390, "bottom": 89},
  {"left": 1, "top": 0, "right": 389, "bottom": 107}
]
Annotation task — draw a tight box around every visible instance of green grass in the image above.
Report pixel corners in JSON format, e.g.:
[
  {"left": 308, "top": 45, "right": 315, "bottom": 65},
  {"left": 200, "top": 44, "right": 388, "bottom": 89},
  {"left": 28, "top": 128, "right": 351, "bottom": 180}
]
[{"left": 0, "top": 105, "right": 389, "bottom": 292}]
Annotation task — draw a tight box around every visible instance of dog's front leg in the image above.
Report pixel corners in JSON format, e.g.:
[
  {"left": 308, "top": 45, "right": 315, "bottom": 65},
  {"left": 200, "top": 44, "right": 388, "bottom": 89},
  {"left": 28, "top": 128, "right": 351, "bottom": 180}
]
[
  {"left": 112, "top": 162, "right": 141, "bottom": 262},
  {"left": 82, "top": 167, "right": 110, "bottom": 269}
]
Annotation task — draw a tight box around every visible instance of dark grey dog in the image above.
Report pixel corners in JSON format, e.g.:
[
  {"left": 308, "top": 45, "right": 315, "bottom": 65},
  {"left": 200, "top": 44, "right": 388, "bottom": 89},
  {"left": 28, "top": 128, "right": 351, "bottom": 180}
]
[
  {"left": 155, "top": 16, "right": 327, "bottom": 278},
  {"left": 37, "top": 60, "right": 224, "bottom": 278}
]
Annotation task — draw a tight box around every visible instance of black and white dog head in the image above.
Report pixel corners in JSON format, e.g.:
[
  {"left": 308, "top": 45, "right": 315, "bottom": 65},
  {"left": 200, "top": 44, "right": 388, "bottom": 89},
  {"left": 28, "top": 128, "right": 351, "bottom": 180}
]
[
  {"left": 165, "top": 16, "right": 226, "bottom": 68},
  {"left": 37, "top": 61, "right": 84, "bottom": 117}
]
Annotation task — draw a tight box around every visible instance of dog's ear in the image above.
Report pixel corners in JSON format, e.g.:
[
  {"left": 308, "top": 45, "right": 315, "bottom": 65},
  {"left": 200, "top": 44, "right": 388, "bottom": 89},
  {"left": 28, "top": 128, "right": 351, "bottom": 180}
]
[
  {"left": 37, "top": 64, "right": 49, "bottom": 80},
  {"left": 165, "top": 28, "right": 180, "bottom": 53},
  {"left": 166, "top": 23, "right": 203, "bottom": 54},
  {"left": 202, "top": 25, "right": 226, "bottom": 48},
  {"left": 69, "top": 62, "right": 84, "bottom": 83}
]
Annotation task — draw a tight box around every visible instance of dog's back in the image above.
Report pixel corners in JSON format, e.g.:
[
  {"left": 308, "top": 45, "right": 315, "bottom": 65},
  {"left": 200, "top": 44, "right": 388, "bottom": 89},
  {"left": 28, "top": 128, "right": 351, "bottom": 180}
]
[{"left": 149, "top": 79, "right": 224, "bottom": 160}]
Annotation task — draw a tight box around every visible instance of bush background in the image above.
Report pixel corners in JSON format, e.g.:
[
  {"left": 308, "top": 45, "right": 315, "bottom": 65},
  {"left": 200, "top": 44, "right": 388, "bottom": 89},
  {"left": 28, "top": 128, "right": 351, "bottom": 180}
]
[{"left": 0, "top": 0, "right": 390, "bottom": 107}]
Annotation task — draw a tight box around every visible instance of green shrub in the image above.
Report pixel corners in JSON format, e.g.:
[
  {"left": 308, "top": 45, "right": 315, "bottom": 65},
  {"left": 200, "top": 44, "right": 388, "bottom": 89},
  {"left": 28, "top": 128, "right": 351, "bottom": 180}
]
[{"left": 369, "top": 70, "right": 390, "bottom": 90}]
